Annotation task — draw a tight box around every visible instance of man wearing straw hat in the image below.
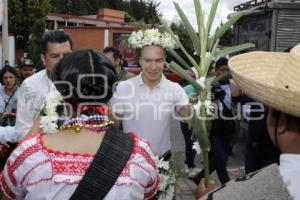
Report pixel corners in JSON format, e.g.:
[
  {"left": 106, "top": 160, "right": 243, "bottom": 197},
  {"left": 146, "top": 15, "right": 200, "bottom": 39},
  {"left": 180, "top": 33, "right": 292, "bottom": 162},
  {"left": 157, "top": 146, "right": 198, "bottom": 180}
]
[{"left": 196, "top": 44, "right": 300, "bottom": 200}]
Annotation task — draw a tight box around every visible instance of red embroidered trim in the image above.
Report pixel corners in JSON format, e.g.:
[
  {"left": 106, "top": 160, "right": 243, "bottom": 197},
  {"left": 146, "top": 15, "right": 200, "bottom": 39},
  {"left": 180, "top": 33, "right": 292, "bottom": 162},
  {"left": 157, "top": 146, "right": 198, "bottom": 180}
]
[
  {"left": 0, "top": 174, "right": 16, "bottom": 199},
  {"left": 144, "top": 178, "right": 159, "bottom": 199},
  {"left": 21, "top": 159, "right": 51, "bottom": 185},
  {"left": 133, "top": 146, "right": 156, "bottom": 169},
  {"left": 38, "top": 133, "right": 95, "bottom": 157},
  {"left": 8, "top": 144, "right": 40, "bottom": 186},
  {"left": 129, "top": 133, "right": 157, "bottom": 170},
  {"left": 52, "top": 159, "right": 91, "bottom": 175}
]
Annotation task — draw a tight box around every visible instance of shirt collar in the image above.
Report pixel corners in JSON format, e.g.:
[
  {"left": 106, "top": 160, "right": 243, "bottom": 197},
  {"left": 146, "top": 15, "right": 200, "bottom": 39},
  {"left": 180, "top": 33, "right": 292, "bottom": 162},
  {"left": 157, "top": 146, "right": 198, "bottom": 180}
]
[
  {"left": 137, "top": 73, "right": 167, "bottom": 89},
  {"left": 280, "top": 154, "right": 300, "bottom": 169}
]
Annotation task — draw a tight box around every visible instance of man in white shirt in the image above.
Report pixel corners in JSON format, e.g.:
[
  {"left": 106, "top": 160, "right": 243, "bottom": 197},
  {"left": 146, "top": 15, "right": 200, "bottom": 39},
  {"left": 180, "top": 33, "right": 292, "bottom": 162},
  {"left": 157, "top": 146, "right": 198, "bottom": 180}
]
[
  {"left": 15, "top": 30, "right": 73, "bottom": 140},
  {"left": 196, "top": 44, "right": 300, "bottom": 200},
  {"left": 110, "top": 30, "right": 190, "bottom": 157}
]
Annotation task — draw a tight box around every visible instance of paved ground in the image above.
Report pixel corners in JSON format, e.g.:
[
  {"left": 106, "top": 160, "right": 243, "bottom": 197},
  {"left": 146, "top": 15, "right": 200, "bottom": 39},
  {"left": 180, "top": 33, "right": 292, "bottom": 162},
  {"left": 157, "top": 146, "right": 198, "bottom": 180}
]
[{"left": 170, "top": 120, "right": 246, "bottom": 200}]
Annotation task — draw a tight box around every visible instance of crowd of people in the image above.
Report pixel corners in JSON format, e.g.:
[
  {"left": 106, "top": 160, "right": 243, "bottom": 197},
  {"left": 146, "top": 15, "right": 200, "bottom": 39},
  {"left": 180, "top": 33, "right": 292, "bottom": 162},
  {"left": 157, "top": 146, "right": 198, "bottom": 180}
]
[{"left": 0, "top": 28, "right": 297, "bottom": 200}]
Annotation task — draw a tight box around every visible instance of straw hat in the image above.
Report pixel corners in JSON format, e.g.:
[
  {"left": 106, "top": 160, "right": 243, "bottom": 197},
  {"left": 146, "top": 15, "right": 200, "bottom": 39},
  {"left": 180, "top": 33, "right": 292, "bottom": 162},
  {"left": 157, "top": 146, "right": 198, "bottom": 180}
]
[{"left": 228, "top": 43, "right": 300, "bottom": 118}]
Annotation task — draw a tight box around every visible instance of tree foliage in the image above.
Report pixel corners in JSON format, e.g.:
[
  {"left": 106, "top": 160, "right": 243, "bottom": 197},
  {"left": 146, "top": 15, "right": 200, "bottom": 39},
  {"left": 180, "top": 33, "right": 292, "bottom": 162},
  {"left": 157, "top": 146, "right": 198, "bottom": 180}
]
[
  {"left": 8, "top": 0, "right": 51, "bottom": 50},
  {"left": 27, "top": 19, "right": 47, "bottom": 70},
  {"left": 50, "top": 0, "right": 160, "bottom": 24},
  {"left": 167, "top": 21, "right": 198, "bottom": 64}
]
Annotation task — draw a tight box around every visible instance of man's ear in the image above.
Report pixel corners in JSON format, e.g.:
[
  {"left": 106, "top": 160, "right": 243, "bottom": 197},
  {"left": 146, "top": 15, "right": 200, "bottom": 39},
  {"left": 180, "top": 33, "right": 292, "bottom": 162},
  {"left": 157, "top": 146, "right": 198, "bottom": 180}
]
[
  {"left": 40, "top": 54, "right": 46, "bottom": 66},
  {"left": 277, "top": 113, "right": 288, "bottom": 135}
]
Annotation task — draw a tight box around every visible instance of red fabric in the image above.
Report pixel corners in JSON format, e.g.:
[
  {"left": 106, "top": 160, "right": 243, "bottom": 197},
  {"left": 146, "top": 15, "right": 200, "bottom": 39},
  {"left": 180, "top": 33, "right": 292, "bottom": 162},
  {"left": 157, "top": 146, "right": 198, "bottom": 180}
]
[{"left": 80, "top": 105, "right": 107, "bottom": 115}]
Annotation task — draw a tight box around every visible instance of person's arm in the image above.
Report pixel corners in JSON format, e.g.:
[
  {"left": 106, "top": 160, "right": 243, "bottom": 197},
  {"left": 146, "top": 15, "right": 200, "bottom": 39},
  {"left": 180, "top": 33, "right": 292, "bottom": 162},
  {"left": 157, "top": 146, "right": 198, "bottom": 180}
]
[
  {"left": 15, "top": 82, "right": 36, "bottom": 141},
  {"left": 174, "top": 84, "right": 191, "bottom": 121},
  {"left": 231, "top": 82, "right": 253, "bottom": 104},
  {"left": 178, "top": 104, "right": 192, "bottom": 120}
]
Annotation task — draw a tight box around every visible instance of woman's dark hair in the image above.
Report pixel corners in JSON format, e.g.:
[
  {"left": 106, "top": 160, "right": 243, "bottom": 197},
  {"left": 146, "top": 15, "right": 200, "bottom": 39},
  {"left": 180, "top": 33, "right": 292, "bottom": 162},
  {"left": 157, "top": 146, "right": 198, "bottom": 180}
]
[
  {"left": 52, "top": 49, "right": 116, "bottom": 108},
  {"left": 0, "top": 66, "right": 20, "bottom": 85}
]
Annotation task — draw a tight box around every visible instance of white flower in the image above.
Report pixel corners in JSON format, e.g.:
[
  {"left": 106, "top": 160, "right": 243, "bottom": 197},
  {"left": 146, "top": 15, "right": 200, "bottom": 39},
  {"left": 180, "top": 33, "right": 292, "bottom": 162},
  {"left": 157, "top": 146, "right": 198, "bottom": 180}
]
[
  {"left": 40, "top": 115, "right": 59, "bottom": 134},
  {"left": 40, "top": 91, "right": 63, "bottom": 134},
  {"left": 158, "top": 158, "right": 170, "bottom": 170},
  {"left": 196, "top": 77, "right": 206, "bottom": 88},
  {"left": 193, "top": 100, "right": 201, "bottom": 117},
  {"left": 128, "top": 28, "right": 178, "bottom": 49},
  {"left": 205, "top": 99, "right": 214, "bottom": 115},
  {"left": 154, "top": 156, "right": 176, "bottom": 199},
  {"left": 192, "top": 141, "right": 201, "bottom": 155},
  {"left": 158, "top": 174, "right": 169, "bottom": 190}
]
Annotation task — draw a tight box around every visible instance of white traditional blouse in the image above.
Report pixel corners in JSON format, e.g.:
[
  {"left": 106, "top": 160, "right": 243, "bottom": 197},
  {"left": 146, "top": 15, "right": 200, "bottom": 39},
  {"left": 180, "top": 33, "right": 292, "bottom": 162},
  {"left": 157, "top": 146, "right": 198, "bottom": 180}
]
[{"left": 0, "top": 133, "right": 159, "bottom": 200}]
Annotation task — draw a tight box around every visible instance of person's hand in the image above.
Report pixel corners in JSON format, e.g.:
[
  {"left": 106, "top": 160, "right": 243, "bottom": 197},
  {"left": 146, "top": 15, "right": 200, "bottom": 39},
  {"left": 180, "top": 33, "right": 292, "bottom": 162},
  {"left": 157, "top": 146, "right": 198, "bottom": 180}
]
[
  {"left": 2, "top": 112, "right": 10, "bottom": 119},
  {"left": 231, "top": 82, "right": 242, "bottom": 97},
  {"left": 189, "top": 96, "right": 198, "bottom": 105},
  {"left": 195, "top": 178, "right": 216, "bottom": 199}
]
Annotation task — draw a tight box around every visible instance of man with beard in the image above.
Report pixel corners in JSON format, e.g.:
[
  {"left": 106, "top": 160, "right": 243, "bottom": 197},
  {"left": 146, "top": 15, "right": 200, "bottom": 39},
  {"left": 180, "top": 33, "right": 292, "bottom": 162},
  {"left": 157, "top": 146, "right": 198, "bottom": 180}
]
[{"left": 19, "top": 57, "right": 35, "bottom": 82}]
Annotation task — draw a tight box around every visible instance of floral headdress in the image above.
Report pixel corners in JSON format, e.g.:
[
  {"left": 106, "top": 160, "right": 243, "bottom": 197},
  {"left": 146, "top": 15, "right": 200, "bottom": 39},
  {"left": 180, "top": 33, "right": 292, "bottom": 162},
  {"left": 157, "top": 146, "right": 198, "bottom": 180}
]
[
  {"left": 128, "top": 28, "right": 178, "bottom": 49},
  {"left": 40, "top": 91, "right": 64, "bottom": 134}
]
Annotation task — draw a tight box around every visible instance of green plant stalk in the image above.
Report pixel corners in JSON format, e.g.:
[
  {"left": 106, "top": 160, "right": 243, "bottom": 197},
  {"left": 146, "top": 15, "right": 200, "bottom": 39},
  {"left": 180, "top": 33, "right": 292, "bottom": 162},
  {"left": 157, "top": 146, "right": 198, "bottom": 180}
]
[
  {"left": 160, "top": 0, "right": 254, "bottom": 188},
  {"left": 199, "top": 91, "right": 210, "bottom": 187}
]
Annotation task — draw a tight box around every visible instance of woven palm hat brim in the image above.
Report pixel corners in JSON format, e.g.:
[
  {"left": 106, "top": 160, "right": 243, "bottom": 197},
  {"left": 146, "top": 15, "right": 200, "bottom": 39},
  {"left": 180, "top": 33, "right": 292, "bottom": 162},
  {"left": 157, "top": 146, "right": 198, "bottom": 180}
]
[{"left": 228, "top": 44, "right": 300, "bottom": 118}]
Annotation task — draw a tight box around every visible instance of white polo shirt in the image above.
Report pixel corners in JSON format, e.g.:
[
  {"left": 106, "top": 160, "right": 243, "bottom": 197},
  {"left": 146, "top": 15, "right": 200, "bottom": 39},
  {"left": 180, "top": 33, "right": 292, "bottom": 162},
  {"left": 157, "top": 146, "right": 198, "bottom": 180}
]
[
  {"left": 110, "top": 74, "right": 188, "bottom": 156},
  {"left": 15, "top": 69, "right": 56, "bottom": 140}
]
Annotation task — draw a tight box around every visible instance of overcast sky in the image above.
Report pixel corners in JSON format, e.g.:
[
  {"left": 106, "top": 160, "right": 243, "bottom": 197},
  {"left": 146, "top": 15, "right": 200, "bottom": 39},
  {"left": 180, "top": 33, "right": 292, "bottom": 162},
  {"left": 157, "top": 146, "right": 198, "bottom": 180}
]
[{"left": 158, "top": 0, "right": 248, "bottom": 31}]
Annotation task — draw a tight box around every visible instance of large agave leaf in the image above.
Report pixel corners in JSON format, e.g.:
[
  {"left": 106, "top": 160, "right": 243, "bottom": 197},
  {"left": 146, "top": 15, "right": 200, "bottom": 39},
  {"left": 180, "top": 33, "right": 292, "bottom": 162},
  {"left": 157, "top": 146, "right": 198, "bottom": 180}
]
[
  {"left": 214, "top": 43, "right": 255, "bottom": 58},
  {"left": 167, "top": 61, "right": 202, "bottom": 92},
  {"left": 174, "top": 2, "right": 200, "bottom": 55},
  {"left": 194, "top": 0, "right": 205, "bottom": 44},
  {"left": 206, "top": 0, "right": 219, "bottom": 36},
  {"left": 160, "top": 17, "right": 199, "bottom": 69},
  {"left": 167, "top": 48, "right": 191, "bottom": 69},
  {"left": 204, "top": 39, "right": 220, "bottom": 76},
  {"left": 208, "top": 11, "right": 246, "bottom": 48}
]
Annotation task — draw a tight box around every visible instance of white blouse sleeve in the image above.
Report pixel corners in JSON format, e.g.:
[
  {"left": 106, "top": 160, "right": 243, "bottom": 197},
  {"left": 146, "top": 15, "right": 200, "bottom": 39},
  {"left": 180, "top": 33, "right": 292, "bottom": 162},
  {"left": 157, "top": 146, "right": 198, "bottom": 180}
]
[{"left": 0, "top": 137, "right": 37, "bottom": 199}]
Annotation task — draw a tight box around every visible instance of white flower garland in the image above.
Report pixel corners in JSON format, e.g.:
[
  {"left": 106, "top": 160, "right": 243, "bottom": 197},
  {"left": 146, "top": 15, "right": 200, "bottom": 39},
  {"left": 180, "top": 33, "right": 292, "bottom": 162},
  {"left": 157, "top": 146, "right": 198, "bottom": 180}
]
[
  {"left": 128, "top": 28, "right": 178, "bottom": 49},
  {"left": 40, "top": 91, "right": 63, "bottom": 134},
  {"left": 154, "top": 156, "right": 177, "bottom": 200},
  {"left": 192, "top": 141, "right": 202, "bottom": 155}
]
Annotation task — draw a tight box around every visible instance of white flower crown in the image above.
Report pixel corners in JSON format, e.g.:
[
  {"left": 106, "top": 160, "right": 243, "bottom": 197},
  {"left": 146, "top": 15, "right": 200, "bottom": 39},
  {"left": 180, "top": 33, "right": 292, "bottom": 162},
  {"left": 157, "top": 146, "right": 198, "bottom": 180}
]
[
  {"left": 128, "top": 28, "right": 178, "bottom": 49},
  {"left": 40, "top": 91, "right": 63, "bottom": 134}
]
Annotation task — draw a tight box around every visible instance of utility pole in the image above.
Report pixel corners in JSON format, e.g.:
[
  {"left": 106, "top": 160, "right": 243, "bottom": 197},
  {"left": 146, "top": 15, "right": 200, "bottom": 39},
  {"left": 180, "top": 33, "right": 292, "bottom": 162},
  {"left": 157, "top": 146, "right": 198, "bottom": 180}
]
[{"left": 2, "top": 0, "right": 9, "bottom": 66}]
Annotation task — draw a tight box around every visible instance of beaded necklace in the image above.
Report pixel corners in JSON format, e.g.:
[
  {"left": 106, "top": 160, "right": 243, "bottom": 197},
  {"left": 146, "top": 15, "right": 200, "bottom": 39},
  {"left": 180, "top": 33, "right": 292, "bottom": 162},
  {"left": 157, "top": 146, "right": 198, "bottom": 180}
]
[{"left": 59, "top": 115, "right": 114, "bottom": 133}]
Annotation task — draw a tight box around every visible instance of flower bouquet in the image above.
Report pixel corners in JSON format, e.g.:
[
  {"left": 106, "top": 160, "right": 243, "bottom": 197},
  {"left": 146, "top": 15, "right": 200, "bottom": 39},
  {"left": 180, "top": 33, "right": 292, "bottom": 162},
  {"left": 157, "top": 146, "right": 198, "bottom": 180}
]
[{"left": 154, "top": 157, "right": 177, "bottom": 200}]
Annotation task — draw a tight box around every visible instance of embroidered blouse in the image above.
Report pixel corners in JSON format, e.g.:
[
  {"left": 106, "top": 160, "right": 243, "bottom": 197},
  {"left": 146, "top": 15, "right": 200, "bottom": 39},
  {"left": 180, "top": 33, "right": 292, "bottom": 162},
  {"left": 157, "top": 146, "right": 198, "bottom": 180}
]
[{"left": 0, "top": 133, "right": 159, "bottom": 200}]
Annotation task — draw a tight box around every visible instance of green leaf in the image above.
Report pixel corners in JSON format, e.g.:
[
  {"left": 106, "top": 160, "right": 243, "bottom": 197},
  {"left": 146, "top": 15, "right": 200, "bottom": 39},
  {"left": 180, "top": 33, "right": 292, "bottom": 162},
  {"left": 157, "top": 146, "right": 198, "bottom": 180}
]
[
  {"left": 214, "top": 43, "right": 255, "bottom": 58},
  {"left": 206, "top": 0, "right": 219, "bottom": 36},
  {"left": 167, "top": 48, "right": 191, "bottom": 69},
  {"left": 194, "top": 0, "right": 204, "bottom": 42},
  {"left": 167, "top": 62, "right": 202, "bottom": 92},
  {"left": 174, "top": 2, "right": 200, "bottom": 55},
  {"left": 160, "top": 17, "right": 199, "bottom": 69},
  {"left": 208, "top": 11, "right": 246, "bottom": 48}
]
